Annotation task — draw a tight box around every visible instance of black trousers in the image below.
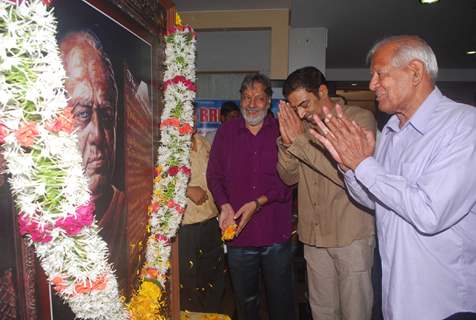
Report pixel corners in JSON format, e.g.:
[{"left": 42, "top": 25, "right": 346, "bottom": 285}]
[{"left": 178, "top": 217, "right": 225, "bottom": 313}]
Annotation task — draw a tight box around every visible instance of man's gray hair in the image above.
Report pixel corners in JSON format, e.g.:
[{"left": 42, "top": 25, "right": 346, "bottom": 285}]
[
  {"left": 367, "top": 35, "right": 438, "bottom": 83},
  {"left": 240, "top": 73, "right": 273, "bottom": 98}
]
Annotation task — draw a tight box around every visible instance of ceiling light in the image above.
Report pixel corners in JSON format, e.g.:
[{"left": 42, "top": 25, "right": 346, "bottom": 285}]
[
  {"left": 419, "top": 0, "right": 439, "bottom": 4},
  {"left": 351, "top": 83, "right": 358, "bottom": 86},
  {"left": 466, "top": 51, "right": 476, "bottom": 55}
]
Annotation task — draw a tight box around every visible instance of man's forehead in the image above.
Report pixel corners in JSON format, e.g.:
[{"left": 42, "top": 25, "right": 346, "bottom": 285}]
[{"left": 242, "top": 82, "right": 267, "bottom": 95}]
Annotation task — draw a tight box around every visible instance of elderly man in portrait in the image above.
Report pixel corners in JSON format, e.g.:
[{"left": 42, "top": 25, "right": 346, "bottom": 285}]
[
  {"left": 312, "top": 35, "right": 476, "bottom": 320},
  {"left": 60, "top": 31, "right": 127, "bottom": 293}
]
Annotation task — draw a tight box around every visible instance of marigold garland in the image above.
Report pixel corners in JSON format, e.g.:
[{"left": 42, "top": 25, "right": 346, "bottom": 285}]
[
  {"left": 0, "top": 1, "right": 128, "bottom": 319},
  {"left": 128, "top": 15, "right": 196, "bottom": 318}
]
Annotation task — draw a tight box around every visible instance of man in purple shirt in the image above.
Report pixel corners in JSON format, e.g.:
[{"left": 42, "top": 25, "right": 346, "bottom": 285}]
[
  {"left": 311, "top": 35, "right": 476, "bottom": 319},
  {"left": 207, "top": 73, "right": 295, "bottom": 320}
]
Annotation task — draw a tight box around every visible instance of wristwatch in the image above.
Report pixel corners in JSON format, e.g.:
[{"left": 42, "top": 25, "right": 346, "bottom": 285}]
[{"left": 254, "top": 199, "right": 261, "bottom": 212}]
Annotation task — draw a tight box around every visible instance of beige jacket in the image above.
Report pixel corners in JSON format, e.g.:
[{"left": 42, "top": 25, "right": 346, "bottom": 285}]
[
  {"left": 182, "top": 134, "right": 219, "bottom": 225},
  {"left": 277, "top": 105, "right": 375, "bottom": 247}
]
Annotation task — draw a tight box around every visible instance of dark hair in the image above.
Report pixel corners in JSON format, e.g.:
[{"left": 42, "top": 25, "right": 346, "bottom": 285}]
[
  {"left": 220, "top": 101, "right": 240, "bottom": 117},
  {"left": 282, "top": 66, "right": 328, "bottom": 99},
  {"left": 239, "top": 73, "right": 273, "bottom": 98}
]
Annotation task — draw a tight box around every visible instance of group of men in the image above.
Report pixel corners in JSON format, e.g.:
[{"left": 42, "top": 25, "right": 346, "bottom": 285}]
[
  {"left": 181, "top": 34, "right": 476, "bottom": 320},
  {"left": 2, "top": 28, "right": 474, "bottom": 320}
]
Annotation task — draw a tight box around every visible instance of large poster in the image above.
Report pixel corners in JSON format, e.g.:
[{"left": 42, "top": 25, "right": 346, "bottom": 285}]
[{"left": 50, "top": 1, "right": 156, "bottom": 318}]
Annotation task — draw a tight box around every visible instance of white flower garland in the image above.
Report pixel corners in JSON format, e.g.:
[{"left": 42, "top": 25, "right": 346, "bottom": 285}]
[
  {"left": 0, "top": 1, "right": 128, "bottom": 319},
  {"left": 1, "top": 2, "right": 196, "bottom": 318},
  {"left": 129, "top": 24, "right": 196, "bottom": 318}
]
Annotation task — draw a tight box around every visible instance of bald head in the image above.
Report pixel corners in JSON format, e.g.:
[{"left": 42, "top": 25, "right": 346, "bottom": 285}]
[{"left": 367, "top": 35, "right": 438, "bottom": 83}]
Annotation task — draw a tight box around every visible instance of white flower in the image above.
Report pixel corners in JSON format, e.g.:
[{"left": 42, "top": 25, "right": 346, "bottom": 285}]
[{"left": 1, "top": 1, "right": 127, "bottom": 318}]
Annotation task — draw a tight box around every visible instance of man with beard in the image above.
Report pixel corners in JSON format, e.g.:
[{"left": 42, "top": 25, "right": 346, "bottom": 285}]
[
  {"left": 207, "top": 73, "right": 296, "bottom": 320},
  {"left": 60, "top": 31, "right": 127, "bottom": 294},
  {"left": 277, "top": 66, "right": 376, "bottom": 320}
]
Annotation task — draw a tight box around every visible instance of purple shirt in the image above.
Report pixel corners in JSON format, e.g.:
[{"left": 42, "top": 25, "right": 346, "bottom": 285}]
[
  {"left": 207, "top": 115, "right": 293, "bottom": 247},
  {"left": 344, "top": 88, "right": 476, "bottom": 319}
]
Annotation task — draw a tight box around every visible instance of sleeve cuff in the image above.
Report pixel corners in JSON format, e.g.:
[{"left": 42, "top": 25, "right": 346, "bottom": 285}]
[
  {"left": 354, "top": 157, "right": 382, "bottom": 189},
  {"left": 264, "top": 190, "right": 277, "bottom": 204}
]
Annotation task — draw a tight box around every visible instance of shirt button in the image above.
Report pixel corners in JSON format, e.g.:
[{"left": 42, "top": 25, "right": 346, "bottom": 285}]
[{"left": 252, "top": 186, "right": 256, "bottom": 190}]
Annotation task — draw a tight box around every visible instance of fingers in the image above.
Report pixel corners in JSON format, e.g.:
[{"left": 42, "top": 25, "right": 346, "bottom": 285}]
[
  {"left": 309, "top": 127, "right": 329, "bottom": 147},
  {"left": 312, "top": 113, "right": 332, "bottom": 137},
  {"left": 363, "top": 127, "right": 376, "bottom": 146},
  {"left": 218, "top": 214, "right": 227, "bottom": 231},
  {"left": 278, "top": 103, "right": 292, "bottom": 144},
  {"left": 235, "top": 209, "right": 252, "bottom": 236},
  {"left": 335, "top": 104, "right": 344, "bottom": 118},
  {"left": 236, "top": 220, "right": 246, "bottom": 236},
  {"left": 233, "top": 207, "right": 243, "bottom": 220}
]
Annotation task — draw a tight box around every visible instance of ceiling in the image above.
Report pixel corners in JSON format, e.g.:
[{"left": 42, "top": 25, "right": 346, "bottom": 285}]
[{"left": 173, "top": 0, "right": 476, "bottom": 70}]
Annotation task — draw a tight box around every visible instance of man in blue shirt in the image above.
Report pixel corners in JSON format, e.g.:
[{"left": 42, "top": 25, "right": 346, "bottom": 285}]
[{"left": 311, "top": 35, "right": 476, "bottom": 320}]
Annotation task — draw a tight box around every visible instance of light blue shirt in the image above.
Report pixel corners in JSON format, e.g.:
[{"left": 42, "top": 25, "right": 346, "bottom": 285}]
[{"left": 344, "top": 88, "right": 476, "bottom": 320}]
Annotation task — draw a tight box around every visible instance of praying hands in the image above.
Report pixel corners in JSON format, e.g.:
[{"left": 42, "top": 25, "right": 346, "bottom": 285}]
[{"left": 309, "top": 104, "right": 376, "bottom": 171}]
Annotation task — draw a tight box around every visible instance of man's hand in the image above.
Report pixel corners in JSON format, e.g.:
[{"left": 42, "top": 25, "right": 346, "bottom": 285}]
[
  {"left": 309, "top": 104, "right": 375, "bottom": 171},
  {"left": 278, "top": 100, "right": 304, "bottom": 145},
  {"left": 186, "top": 186, "right": 208, "bottom": 205},
  {"left": 219, "top": 203, "right": 235, "bottom": 231},
  {"left": 233, "top": 200, "right": 259, "bottom": 236}
]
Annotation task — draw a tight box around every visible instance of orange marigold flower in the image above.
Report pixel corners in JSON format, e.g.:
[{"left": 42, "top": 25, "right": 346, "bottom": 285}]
[
  {"left": 148, "top": 201, "right": 160, "bottom": 214},
  {"left": 52, "top": 276, "right": 67, "bottom": 293},
  {"left": 74, "top": 275, "right": 107, "bottom": 294},
  {"left": 45, "top": 107, "right": 74, "bottom": 134},
  {"left": 145, "top": 268, "right": 158, "bottom": 279},
  {"left": 221, "top": 224, "right": 237, "bottom": 241},
  {"left": 179, "top": 123, "right": 193, "bottom": 135},
  {"left": 15, "top": 122, "right": 39, "bottom": 147},
  {"left": 155, "top": 166, "right": 162, "bottom": 177},
  {"left": 160, "top": 118, "right": 180, "bottom": 128}
]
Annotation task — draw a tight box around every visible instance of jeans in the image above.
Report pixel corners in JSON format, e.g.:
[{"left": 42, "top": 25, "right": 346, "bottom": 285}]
[{"left": 227, "top": 241, "right": 296, "bottom": 320}]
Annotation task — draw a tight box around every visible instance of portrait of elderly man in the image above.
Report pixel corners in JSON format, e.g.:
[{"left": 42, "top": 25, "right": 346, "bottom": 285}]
[{"left": 60, "top": 31, "right": 128, "bottom": 292}]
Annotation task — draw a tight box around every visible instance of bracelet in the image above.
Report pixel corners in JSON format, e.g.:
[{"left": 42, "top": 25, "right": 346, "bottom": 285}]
[{"left": 254, "top": 199, "right": 261, "bottom": 212}]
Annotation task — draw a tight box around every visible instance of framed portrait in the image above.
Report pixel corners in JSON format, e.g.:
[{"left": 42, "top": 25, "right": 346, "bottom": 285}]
[{"left": 0, "top": 0, "right": 178, "bottom": 319}]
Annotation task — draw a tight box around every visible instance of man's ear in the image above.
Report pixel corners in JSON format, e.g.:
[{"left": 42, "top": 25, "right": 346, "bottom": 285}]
[
  {"left": 408, "top": 59, "right": 425, "bottom": 86},
  {"left": 318, "top": 84, "right": 329, "bottom": 98}
]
